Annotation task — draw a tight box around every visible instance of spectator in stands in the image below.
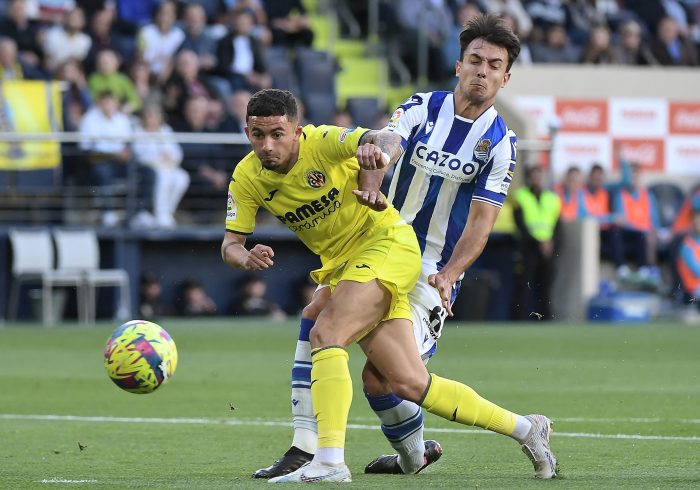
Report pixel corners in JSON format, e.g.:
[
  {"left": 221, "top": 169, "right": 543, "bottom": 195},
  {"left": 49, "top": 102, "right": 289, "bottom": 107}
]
[
  {"left": 649, "top": 16, "right": 699, "bottom": 66},
  {"left": 54, "top": 59, "right": 91, "bottom": 131},
  {"left": 84, "top": 8, "right": 134, "bottom": 74},
  {"left": 163, "top": 49, "right": 217, "bottom": 121},
  {"left": 331, "top": 109, "right": 354, "bottom": 129},
  {"left": 219, "top": 89, "right": 252, "bottom": 134},
  {"left": 137, "top": 0, "right": 185, "bottom": 81},
  {"left": 444, "top": 2, "right": 483, "bottom": 74},
  {"left": 500, "top": 11, "right": 533, "bottom": 65},
  {"left": 530, "top": 23, "right": 580, "bottom": 63},
  {"left": 88, "top": 49, "right": 141, "bottom": 115},
  {"left": 526, "top": 0, "right": 566, "bottom": 30},
  {"left": 128, "top": 58, "right": 162, "bottom": 109},
  {"left": 264, "top": 0, "right": 314, "bottom": 47},
  {"left": 612, "top": 19, "right": 659, "bottom": 66},
  {"left": 228, "top": 0, "right": 272, "bottom": 43},
  {"left": 480, "top": 0, "right": 533, "bottom": 39},
  {"left": 0, "top": 0, "right": 44, "bottom": 68},
  {"left": 562, "top": 0, "right": 608, "bottom": 46},
  {"left": 36, "top": 0, "right": 75, "bottom": 24},
  {"left": 116, "top": 0, "right": 161, "bottom": 34},
  {"left": 173, "top": 95, "right": 231, "bottom": 212},
  {"left": 676, "top": 197, "right": 700, "bottom": 304},
  {"left": 395, "top": 0, "right": 452, "bottom": 81},
  {"left": 626, "top": 0, "right": 694, "bottom": 38},
  {"left": 139, "top": 273, "right": 175, "bottom": 320},
  {"left": 512, "top": 166, "right": 561, "bottom": 321},
  {"left": 612, "top": 162, "right": 662, "bottom": 281},
  {"left": 579, "top": 24, "right": 616, "bottom": 64},
  {"left": 78, "top": 90, "right": 154, "bottom": 227},
  {"left": 583, "top": 164, "right": 620, "bottom": 264},
  {"left": 555, "top": 166, "right": 587, "bottom": 222},
  {"left": 215, "top": 9, "right": 272, "bottom": 92},
  {"left": 43, "top": 7, "right": 92, "bottom": 72},
  {"left": 0, "top": 36, "right": 45, "bottom": 80},
  {"left": 178, "top": 278, "right": 218, "bottom": 316},
  {"left": 230, "top": 274, "right": 287, "bottom": 319},
  {"left": 178, "top": 3, "right": 218, "bottom": 72},
  {"left": 132, "top": 104, "right": 190, "bottom": 228}
]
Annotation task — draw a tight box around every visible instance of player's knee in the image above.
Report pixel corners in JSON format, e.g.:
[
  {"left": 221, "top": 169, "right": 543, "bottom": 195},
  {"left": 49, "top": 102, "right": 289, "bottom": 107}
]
[
  {"left": 309, "top": 318, "right": 351, "bottom": 348},
  {"left": 387, "top": 371, "right": 430, "bottom": 403}
]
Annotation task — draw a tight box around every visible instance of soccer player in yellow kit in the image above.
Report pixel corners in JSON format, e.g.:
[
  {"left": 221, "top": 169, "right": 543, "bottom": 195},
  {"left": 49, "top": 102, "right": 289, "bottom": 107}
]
[{"left": 222, "top": 88, "right": 557, "bottom": 483}]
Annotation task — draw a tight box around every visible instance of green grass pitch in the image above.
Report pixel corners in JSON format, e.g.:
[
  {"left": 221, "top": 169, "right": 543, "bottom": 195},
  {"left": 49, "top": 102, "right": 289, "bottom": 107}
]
[{"left": 1, "top": 319, "right": 699, "bottom": 488}]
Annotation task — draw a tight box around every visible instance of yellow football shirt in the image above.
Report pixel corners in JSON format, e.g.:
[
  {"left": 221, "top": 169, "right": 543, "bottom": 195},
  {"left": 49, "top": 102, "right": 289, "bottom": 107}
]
[{"left": 226, "top": 124, "right": 403, "bottom": 266}]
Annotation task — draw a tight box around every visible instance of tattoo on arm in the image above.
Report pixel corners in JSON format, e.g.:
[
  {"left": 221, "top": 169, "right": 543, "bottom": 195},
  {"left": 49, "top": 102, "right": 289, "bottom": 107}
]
[{"left": 359, "top": 130, "right": 403, "bottom": 164}]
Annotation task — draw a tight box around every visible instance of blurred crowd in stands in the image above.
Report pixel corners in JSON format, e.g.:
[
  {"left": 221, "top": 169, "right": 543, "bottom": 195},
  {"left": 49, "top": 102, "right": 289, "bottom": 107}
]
[{"left": 1, "top": 0, "right": 699, "bottom": 228}]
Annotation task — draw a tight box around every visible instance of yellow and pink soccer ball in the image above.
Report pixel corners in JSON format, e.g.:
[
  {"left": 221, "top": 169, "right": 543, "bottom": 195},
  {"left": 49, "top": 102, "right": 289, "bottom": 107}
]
[{"left": 104, "top": 320, "right": 178, "bottom": 394}]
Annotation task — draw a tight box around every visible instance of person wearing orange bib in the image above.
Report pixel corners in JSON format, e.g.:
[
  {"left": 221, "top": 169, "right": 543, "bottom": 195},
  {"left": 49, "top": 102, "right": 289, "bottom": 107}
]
[
  {"left": 611, "top": 162, "right": 661, "bottom": 281},
  {"left": 676, "top": 198, "right": 700, "bottom": 302},
  {"left": 555, "top": 166, "right": 587, "bottom": 223}
]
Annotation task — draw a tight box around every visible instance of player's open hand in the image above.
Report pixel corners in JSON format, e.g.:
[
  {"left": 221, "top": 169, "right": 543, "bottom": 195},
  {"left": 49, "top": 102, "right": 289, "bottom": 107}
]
[
  {"left": 428, "top": 272, "right": 454, "bottom": 317},
  {"left": 245, "top": 244, "right": 275, "bottom": 270},
  {"left": 352, "top": 189, "right": 388, "bottom": 211},
  {"left": 357, "top": 143, "right": 390, "bottom": 170}
]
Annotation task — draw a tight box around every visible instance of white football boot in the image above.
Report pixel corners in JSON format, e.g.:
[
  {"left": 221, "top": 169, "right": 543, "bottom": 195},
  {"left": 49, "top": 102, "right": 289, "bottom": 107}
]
[
  {"left": 520, "top": 414, "right": 558, "bottom": 479},
  {"left": 268, "top": 461, "right": 352, "bottom": 483}
]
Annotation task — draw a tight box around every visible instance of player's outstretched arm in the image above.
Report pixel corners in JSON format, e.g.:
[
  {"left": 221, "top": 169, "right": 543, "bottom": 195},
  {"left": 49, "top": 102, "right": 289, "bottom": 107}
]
[
  {"left": 221, "top": 231, "right": 275, "bottom": 271},
  {"left": 429, "top": 201, "right": 501, "bottom": 315},
  {"left": 356, "top": 130, "right": 403, "bottom": 170}
]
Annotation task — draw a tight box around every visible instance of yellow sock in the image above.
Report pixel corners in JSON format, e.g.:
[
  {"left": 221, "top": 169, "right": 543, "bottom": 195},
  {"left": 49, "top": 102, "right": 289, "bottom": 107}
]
[
  {"left": 420, "top": 374, "right": 517, "bottom": 436},
  {"left": 310, "top": 346, "right": 352, "bottom": 449}
]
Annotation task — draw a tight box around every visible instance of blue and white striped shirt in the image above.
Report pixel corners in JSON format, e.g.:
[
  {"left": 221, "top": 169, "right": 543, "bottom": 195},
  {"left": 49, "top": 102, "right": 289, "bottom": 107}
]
[{"left": 386, "top": 91, "right": 517, "bottom": 275}]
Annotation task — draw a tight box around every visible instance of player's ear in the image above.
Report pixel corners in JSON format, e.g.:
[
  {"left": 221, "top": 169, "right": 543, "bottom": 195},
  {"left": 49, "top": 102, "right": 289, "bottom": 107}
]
[
  {"left": 455, "top": 60, "right": 462, "bottom": 77},
  {"left": 501, "top": 71, "right": 511, "bottom": 88},
  {"left": 294, "top": 124, "right": 303, "bottom": 139}
]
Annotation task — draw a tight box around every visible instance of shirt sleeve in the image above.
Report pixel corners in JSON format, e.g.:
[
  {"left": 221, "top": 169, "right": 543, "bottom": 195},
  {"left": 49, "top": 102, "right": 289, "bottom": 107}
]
[
  {"left": 225, "top": 167, "right": 259, "bottom": 234},
  {"left": 312, "top": 125, "right": 369, "bottom": 163},
  {"left": 472, "top": 130, "right": 517, "bottom": 208},
  {"left": 385, "top": 93, "right": 430, "bottom": 151}
]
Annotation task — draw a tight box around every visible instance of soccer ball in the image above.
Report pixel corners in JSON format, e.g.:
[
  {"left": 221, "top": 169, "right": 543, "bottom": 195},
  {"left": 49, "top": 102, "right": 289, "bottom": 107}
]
[{"left": 104, "top": 320, "right": 178, "bottom": 394}]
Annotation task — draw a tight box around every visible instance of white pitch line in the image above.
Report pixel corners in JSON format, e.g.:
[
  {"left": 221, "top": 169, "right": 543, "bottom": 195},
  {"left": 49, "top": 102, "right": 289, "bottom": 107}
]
[
  {"left": 351, "top": 415, "right": 700, "bottom": 425},
  {"left": 37, "top": 479, "right": 98, "bottom": 484},
  {"left": 2, "top": 414, "right": 699, "bottom": 442}
]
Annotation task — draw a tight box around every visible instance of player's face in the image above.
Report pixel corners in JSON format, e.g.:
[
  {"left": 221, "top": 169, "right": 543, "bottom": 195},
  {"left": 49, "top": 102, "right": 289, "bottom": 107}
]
[
  {"left": 245, "top": 115, "right": 302, "bottom": 174},
  {"left": 456, "top": 39, "right": 511, "bottom": 106}
]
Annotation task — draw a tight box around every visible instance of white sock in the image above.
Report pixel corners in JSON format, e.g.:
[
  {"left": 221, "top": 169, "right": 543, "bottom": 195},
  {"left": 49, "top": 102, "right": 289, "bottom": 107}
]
[
  {"left": 366, "top": 392, "right": 425, "bottom": 473},
  {"left": 313, "top": 447, "right": 344, "bottom": 465},
  {"left": 512, "top": 415, "right": 533, "bottom": 442},
  {"left": 291, "top": 318, "right": 317, "bottom": 454}
]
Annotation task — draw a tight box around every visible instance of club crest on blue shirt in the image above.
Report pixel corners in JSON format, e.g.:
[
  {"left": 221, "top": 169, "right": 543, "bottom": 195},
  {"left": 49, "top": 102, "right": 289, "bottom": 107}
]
[
  {"left": 305, "top": 169, "right": 326, "bottom": 189},
  {"left": 474, "top": 138, "right": 491, "bottom": 161}
]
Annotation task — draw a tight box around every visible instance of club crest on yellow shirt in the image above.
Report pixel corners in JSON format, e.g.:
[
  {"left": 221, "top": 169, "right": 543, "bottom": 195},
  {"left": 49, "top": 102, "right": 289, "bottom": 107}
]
[{"left": 305, "top": 169, "right": 326, "bottom": 189}]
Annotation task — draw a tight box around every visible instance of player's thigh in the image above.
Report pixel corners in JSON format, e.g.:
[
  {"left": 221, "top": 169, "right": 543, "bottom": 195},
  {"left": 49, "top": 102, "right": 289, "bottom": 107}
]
[
  {"left": 301, "top": 284, "right": 331, "bottom": 320},
  {"left": 362, "top": 359, "right": 392, "bottom": 395},
  {"left": 359, "top": 318, "right": 430, "bottom": 403},
  {"left": 311, "top": 278, "right": 392, "bottom": 348}
]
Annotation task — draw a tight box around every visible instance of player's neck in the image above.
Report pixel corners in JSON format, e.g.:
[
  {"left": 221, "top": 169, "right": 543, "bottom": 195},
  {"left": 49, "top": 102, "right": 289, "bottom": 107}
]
[
  {"left": 453, "top": 89, "right": 494, "bottom": 121},
  {"left": 280, "top": 140, "right": 301, "bottom": 174}
]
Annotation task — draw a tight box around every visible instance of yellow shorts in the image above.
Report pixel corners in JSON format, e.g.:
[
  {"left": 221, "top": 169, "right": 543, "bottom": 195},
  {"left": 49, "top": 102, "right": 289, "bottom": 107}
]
[{"left": 310, "top": 222, "right": 421, "bottom": 340}]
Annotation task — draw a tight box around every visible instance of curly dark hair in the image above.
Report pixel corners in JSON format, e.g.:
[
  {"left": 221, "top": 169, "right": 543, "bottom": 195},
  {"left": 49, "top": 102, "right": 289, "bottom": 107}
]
[
  {"left": 247, "top": 89, "right": 298, "bottom": 121},
  {"left": 459, "top": 14, "right": 521, "bottom": 71}
]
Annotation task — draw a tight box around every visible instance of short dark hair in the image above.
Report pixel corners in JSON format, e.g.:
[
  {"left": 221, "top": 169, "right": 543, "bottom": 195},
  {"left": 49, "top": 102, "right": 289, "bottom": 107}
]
[
  {"left": 247, "top": 89, "right": 298, "bottom": 122},
  {"left": 459, "top": 13, "right": 521, "bottom": 71},
  {"left": 590, "top": 163, "right": 604, "bottom": 174}
]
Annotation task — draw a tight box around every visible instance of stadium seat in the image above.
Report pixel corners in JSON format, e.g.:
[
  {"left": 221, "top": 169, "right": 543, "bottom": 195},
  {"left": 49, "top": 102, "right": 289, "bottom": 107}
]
[
  {"left": 52, "top": 228, "right": 131, "bottom": 324},
  {"left": 650, "top": 182, "right": 685, "bottom": 228},
  {"left": 297, "top": 56, "right": 337, "bottom": 99},
  {"left": 265, "top": 48, "right": 299, "bottom": 94},
  {"left": 347, "top": 97, "right": 382, "bottom": 128},
  {"left": 304, "top": 93, "right": 337, "bottom": 126},
  {"left": 7, "top": 228, "right": 87, "bottom": 325}
]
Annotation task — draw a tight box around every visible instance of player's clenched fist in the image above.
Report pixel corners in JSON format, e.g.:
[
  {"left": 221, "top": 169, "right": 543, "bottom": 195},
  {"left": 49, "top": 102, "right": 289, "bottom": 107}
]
[
  {"left": 356, "top": 143, "right": 390, "bottom": 170},
  {"left": 245, "top": 244, "right": 275, "bottom": 270}
]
